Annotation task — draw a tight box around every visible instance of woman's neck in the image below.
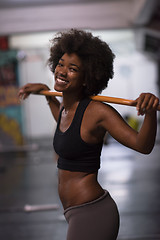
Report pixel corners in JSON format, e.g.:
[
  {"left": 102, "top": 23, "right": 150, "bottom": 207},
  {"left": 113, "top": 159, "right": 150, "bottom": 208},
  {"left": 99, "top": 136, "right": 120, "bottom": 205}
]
[{"left": 62, "top": 92, "right": 83, "bottom": 112}]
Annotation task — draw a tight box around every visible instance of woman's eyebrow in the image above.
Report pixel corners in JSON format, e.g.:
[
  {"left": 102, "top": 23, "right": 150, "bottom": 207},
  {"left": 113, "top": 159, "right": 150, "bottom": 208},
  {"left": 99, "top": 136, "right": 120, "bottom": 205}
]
[
  {"left": 70, "top": 63, "right": 80, "bottom": 70},
  {"left": 60, "top": 58, "right": 81, "bottom": 70}
]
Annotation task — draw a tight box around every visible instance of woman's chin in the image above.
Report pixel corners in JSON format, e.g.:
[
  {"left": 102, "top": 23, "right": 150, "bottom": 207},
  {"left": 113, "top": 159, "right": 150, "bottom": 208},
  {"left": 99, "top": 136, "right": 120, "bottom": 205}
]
[{"left": 54, "top": 85, "right": 63, "bottom": 92}]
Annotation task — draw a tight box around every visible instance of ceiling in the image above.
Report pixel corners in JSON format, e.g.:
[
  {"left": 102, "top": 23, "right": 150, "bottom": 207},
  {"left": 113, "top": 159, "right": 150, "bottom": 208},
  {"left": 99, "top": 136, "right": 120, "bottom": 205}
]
[
  {"left": 0, "top": 0, "right": 159, "bottom": 35},
  {"left": 0, "top": 0, "right": 117, "bottom": 8},
  {"left": 147, "top": 0, "right": 160, "bottom": 30}
]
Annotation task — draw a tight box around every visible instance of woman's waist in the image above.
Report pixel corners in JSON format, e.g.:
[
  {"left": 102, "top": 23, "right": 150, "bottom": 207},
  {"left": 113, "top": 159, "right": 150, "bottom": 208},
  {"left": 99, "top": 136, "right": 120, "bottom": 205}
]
[{"left": 58, "top": 170, "right": 104, "bottom": 209}]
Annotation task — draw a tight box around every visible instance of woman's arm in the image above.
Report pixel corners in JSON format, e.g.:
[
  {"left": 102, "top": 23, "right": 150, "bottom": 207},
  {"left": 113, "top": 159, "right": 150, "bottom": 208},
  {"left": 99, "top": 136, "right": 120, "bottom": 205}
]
[
  {"left": 18, "top": 83, "right": 60, "bottom": 122},
  {"left": 131, "top": 92, "right": 159, "bottom": 153},
  {"left": 100, "top": 93, "right": 159, "bottom": 154}
]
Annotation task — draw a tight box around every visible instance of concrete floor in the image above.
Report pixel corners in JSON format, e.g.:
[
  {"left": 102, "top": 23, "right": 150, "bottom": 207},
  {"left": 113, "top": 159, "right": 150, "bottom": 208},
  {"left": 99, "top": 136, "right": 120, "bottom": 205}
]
[{"left": 0, "top": 136, "right": 160, "bottom": 240}]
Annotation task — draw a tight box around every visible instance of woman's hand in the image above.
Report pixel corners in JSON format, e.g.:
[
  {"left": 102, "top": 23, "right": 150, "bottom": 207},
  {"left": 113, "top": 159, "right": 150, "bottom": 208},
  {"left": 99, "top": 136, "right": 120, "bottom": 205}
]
[
  {"left": 132, "top": 93, "right": 159, "bottom": 116},
  {"left": 18, "top": 83, "right": 50, "bottom": 101},
  {"left": 18, "top": 83, "right": 60, "bottom": 121}
]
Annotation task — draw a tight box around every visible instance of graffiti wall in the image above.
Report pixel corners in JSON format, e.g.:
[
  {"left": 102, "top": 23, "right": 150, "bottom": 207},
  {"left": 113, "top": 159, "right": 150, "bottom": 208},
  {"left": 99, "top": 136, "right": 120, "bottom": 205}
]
[{"left": 0, "top": 46, "right": 24, "bottom": 149}]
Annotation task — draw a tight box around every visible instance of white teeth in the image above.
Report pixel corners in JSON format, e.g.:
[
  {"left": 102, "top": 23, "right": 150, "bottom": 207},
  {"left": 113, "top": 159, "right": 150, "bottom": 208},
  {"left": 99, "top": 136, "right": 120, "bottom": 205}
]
[{"left": 56, "top": 78, "right": 68, "bottom": 83}]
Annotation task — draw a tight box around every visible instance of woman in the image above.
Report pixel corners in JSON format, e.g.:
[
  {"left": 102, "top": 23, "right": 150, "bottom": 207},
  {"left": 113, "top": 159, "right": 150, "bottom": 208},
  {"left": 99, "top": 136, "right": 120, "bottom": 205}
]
[{"left": 18, "top": 29, "right": 159, "bottom": 240}]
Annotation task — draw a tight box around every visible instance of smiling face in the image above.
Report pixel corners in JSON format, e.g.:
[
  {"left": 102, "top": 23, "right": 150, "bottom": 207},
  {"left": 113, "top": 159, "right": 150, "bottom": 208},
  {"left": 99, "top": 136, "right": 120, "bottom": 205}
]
[{"left": 54, "top": 53, "right": 84, "bottom": 95}]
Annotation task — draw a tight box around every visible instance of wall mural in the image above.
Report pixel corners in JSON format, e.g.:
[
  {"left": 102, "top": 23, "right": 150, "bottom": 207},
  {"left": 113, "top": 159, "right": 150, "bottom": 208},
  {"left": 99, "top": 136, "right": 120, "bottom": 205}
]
[{"left": 0, "top": 42, "right": 24, "bottom": 150}]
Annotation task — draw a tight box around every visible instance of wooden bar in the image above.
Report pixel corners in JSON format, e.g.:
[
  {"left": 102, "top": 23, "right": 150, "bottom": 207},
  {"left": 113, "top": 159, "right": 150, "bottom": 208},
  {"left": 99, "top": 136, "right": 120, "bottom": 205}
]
[{"left": 36, "top": 90, "right": 160, "bottom": 111}]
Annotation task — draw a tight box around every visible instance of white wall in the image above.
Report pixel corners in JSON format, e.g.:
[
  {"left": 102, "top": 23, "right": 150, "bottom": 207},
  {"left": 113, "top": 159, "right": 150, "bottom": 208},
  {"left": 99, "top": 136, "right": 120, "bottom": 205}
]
[
  {"left": 102, "top": 52, "right": 158, "bottom": 118},
  {"left": 10, "top": 29, "right": 158, "bottom": 138},
  {"left": 18, "top": 48, "right": 56, "bottom": 138},
  {"left": 97, "top": 30, "right": 158, "bottom": 118}
]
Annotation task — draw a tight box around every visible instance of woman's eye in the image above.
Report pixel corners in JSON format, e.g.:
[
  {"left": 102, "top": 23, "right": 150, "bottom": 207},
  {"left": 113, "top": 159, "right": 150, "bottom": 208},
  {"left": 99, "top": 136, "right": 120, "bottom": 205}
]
[
  {"left": 70, "top": 68, "right": 77, "bottom": 72},
  {"left": 57, "top": 62, "right": 63, "bottom": 67}
]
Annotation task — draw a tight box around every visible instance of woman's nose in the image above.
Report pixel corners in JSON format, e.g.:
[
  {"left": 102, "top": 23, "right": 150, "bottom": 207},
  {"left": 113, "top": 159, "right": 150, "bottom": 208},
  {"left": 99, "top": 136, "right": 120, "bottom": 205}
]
[{"left": 59, "top": 67, "right": 67, "bottom": 77}]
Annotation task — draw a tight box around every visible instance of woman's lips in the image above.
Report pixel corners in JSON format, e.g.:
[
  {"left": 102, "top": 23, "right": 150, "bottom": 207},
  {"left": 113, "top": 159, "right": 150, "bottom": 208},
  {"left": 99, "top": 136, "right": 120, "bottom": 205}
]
[{"left": 56, "top": 77, "right": 69, "bottom": 85}]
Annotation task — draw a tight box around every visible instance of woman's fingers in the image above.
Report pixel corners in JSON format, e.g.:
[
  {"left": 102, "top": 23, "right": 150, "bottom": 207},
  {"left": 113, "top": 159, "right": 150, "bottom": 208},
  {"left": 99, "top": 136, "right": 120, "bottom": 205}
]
[
  {"left": 18, "top": 85, "right": 31, "bottom": 100},
  {"left": 135, "top": 93, "right": 159, "bottom": 116},
  {"left": 18, "top": 83, "right": 50, "bottom": 101}
]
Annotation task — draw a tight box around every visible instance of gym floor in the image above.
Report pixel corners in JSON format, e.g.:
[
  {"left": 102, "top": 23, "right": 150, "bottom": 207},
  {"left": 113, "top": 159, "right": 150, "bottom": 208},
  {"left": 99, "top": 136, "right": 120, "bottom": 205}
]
[{"left": 0, "top": 135, "right": 160, "bottom": 240}]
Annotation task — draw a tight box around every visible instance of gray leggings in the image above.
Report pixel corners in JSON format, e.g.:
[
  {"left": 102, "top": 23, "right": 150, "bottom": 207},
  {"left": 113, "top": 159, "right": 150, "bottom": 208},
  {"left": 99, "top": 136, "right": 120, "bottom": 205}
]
[{"left": 64, "top": 191, "right": 119, "bottom": 240}]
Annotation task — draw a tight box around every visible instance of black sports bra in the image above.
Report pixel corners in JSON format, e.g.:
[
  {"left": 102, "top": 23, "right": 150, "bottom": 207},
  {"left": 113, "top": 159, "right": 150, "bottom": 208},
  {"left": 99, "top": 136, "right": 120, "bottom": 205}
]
[{"left": 53, "top": 98, "right": 103, "bottom": 172}]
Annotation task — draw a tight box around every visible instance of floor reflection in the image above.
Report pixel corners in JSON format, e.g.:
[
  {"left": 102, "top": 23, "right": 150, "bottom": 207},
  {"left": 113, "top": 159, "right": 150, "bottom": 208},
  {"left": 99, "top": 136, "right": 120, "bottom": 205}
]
[{"left": 0, "top": 137, "right": 160, "bottom": 240}]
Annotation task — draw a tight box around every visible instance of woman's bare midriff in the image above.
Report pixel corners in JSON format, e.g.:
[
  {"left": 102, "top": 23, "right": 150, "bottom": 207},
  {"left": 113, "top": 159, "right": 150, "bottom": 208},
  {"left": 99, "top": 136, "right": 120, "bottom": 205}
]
[{"left": 58, "top": 169, "right": 105, "bottom": 210}]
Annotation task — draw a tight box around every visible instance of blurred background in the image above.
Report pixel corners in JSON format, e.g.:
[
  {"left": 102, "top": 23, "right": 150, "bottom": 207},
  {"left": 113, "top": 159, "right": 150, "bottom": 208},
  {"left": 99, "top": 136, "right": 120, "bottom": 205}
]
[{"left": 0, "top": 0, "right": 160, "bottom": 239}]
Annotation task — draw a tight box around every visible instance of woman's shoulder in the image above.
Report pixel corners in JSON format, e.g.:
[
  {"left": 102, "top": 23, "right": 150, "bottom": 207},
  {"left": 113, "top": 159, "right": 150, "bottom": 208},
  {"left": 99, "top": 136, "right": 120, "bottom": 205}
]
[
  {"left": 89, "top": 99, "right": 115, "bottom": 113},
  {"left": 87, "top": 99, "right": 120, "bottom": 122}
]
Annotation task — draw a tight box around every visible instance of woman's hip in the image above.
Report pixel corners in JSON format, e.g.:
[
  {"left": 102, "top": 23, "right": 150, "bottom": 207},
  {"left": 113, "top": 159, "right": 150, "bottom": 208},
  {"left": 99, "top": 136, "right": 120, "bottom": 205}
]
[{"left": 64, "top": 190, "right": 120, "bottom": 240}]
